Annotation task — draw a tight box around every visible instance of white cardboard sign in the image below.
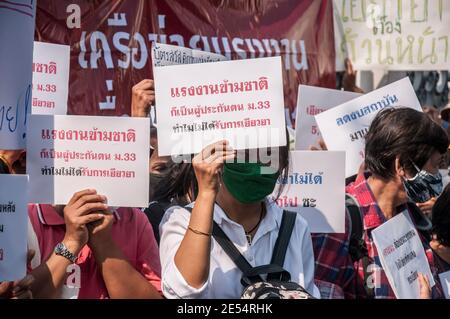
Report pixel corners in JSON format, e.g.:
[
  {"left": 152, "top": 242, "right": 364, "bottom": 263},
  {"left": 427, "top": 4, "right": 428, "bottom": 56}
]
[
  {"left": 154, "top": 56, "right": 287, "bottom": 156},
  {"left": 0, "top": 1, "right": 36, "bottom": 149},
  {"left": 372, "top": 212, "right": 435, "bottom": 299},
  {"left": 295, "top": 86, "right": 361, "bottom": 150},
  {"left": 32, "top": 41, "right": 70, "bottom": 115},
  {"left": 0, "top": 174, "right": 28, "bottom": 281},
  {"left": 151, "top": 42, "right": 227, "bottom": 67},
  {"left": 26, "top": 115, "right": 150, "bottom": 207},
  {"left": 315, "top": 77, "right": 422, "bottom": 177},
  {"left": 274, "top": 151, "right": 346, "bottom": 233}
]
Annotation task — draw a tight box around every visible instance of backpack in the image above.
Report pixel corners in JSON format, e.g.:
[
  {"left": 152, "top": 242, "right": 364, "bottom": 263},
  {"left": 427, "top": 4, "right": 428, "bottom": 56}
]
[
  {"left": 346, "top": 194, "right": 433, "bottom": 298},
  {"left": 185, "top": 207, "right": 315, "bottom": 299},
  {"left": 145, "top": 201, "right": 173, "bottom": 244},
  {"left": 145, "top": 199, "right": 188, "bottom": 244}
]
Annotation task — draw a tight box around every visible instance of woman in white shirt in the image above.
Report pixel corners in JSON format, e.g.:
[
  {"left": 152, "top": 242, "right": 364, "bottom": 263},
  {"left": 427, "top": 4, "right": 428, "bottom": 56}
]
[{"left": 159, "top": 140, "right": 320, "bottom": 299}]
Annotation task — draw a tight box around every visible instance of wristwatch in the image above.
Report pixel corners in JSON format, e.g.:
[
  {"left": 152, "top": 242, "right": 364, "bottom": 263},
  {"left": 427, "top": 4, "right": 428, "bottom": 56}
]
[{"left": 54, "top": 242, "right": 77, "bottom": 263}]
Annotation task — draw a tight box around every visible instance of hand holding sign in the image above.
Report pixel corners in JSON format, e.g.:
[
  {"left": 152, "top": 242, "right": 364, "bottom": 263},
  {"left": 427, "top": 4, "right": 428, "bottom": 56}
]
[
  {"left": 418, "top": 273, "right": 431, "bottom": 299},
  {"left": 87, "top": 210, "right": 115, "bottom": 249},
  {"left": 192, "top": 140, "right": 236, "bottom": 196},
  {"left": 342, "top": 59, "right": 364, "bottom": 94},
  {"left": 10, "top": 275, "right": 34, "bottom": 299},
  {"left": 0, "top": 250, "right": 35, "bottom": 299},
  {"left": 308, "top": 138, "right": 328, "bottom": 151},
  {"left": 131, "top": 79, "right": 155, "bottom": 118},
  {"left": 62, "top": 189, "right": 108, "bottom": 254},
  {"left": 371, "top": 211, "right": 435, "bottom": 299}
]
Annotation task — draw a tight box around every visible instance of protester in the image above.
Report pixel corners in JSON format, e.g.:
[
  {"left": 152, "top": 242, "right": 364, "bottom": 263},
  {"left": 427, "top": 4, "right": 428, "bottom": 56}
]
[
  {"left": 27, "top": 189, "right": 162, "bottom": 299},
  {"left": 146, "top": 162, "right": 197, "bottom": 243},
  {"left": 130, "top": 78, "right": 180, "bottom": 242},
  {"left": 430, "top": 184, "right": 450, "bottom": 273},
  {"left": 148, "top": 128, "right": 172, "bottom": 198},
  {"left": 419, "top": 104, "right": 449, "bottom": 217},
  {"left": 312, "top": 108, "right": 448, "bottom": 299},
  {"left": 130, "top": 78, "right": 171, "bottom": 198},
  {"left": 151, "top": 162, "right": 196, "bottom": 206},
  {"left": 159, "top": 140, "right": 320, "bottom": 298}
]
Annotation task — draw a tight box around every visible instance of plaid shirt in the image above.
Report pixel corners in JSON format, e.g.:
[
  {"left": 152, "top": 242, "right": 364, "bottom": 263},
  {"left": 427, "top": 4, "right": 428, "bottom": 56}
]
[
  {"left": 312, "top": 173, "right": 445, "bottom": 299},
  {"left": 432, "top": 252, "right": 450, "bottom": 274}
]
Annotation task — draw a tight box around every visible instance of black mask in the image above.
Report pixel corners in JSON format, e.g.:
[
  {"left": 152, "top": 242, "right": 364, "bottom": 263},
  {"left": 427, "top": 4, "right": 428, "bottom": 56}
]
[
  {"left": 403, "top": 162, "right": 443, "bottom": 203},
  {"left": 149, "top": 172, "right": 166, "bottom": 202}
]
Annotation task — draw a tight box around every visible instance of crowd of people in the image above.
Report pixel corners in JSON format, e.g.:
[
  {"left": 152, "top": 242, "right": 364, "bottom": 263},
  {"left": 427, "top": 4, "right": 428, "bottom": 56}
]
[{"left": 1, "top": 61, "right": 450, "bottom": 300}]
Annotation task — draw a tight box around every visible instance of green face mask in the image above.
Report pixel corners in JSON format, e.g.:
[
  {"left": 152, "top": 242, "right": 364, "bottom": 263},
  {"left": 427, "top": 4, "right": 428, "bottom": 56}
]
[{"left": 222, "top": 162, "right": 280, "bottom": 204}]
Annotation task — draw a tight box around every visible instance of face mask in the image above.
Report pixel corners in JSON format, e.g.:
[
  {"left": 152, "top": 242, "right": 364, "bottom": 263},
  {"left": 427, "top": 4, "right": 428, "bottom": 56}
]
[
  {"left": 403, "top": 163, "right": 443, "bottom": 203},
  {"left": 222, "top": 162, "right": 280, "bottom": 204},
  {"left": 149, "top": 172, "right": 166, "bottom": 201}
]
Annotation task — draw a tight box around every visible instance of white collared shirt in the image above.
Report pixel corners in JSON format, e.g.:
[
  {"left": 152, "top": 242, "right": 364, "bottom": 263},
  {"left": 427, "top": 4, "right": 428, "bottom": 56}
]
[{"left": 159, "top": 199, "right": 320, "bottom": 299}]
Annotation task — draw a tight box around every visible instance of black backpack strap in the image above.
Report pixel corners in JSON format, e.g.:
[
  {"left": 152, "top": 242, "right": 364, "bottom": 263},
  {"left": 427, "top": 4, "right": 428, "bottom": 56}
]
[
  {"left": 346, "top": 194, "right": 366, "bottom": 262},
  {"left": 267, "top": 210, "right": 297, "bottom": 281},
  {"left": 184, "top": 206, "right": 264, "bottom": 286},
  {"left": 345, "top": 194, "right": 374, "bottom": 298},
  {"left": 145, "top": 201, "right": 169, "bottom": 244},
  {"left": 211, "top": 222, "right": 265, "bottom": 286}
]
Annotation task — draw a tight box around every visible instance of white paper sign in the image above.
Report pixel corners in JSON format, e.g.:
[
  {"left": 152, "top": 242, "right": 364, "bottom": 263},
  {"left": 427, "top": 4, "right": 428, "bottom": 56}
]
[
  {"left": 334, "top": 0, "right": 450, "bottom": 70},
  {"left": 26, "top": 115, "right": 150, "bottom": 207},
  {"left": 154, "top": 56, "right": 287, "bottom": 156},
  {"left": 439, "top": 270, "right": 450, "bottom": 299},
  {"left": 315, "top": 77, "right": 422, "bottom": 177},
  {"left": 372, "top": 212, "right": 435, "bottom": 299},
  {"left": 0, "top": 174, "right": 28, "bottom": 281},
  {"left": 32, "top": 41, "right": 70, "bottom": 115},
  {"left": 0, "top": 1, "right": 36, "bottom": 149},
  {"left": 295, "top": 86, "right": 361, "bottom": 150},
  {"left": 151, "top": 42, "right": 228, "bottom": 67},
  {"left": 274, "top": 151, "right": 346, "bottom": 233}
]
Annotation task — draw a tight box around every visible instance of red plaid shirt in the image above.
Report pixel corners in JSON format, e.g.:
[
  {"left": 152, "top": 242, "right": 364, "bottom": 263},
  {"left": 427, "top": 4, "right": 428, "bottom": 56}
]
[
  {"left": 432, "top": 252, "right": 450, "bottom": 276},
  {"left": 312, "top": 173, "right": 445, "bottom": 299}
]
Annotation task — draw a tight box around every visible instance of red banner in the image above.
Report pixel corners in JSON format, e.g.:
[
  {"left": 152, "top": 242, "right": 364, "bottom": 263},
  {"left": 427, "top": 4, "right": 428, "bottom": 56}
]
[{"left": 35, "top": 0, "right": 335, "bottom": 116}]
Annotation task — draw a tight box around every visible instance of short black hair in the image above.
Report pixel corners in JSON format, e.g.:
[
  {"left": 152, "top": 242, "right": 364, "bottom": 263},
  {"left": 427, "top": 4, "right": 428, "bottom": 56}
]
[
  {"left": 364, "top": 108, "right": 449, "bottom": 179},
  {"left": 432, "top": 183, "right": 450, "bottom": 246}
]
